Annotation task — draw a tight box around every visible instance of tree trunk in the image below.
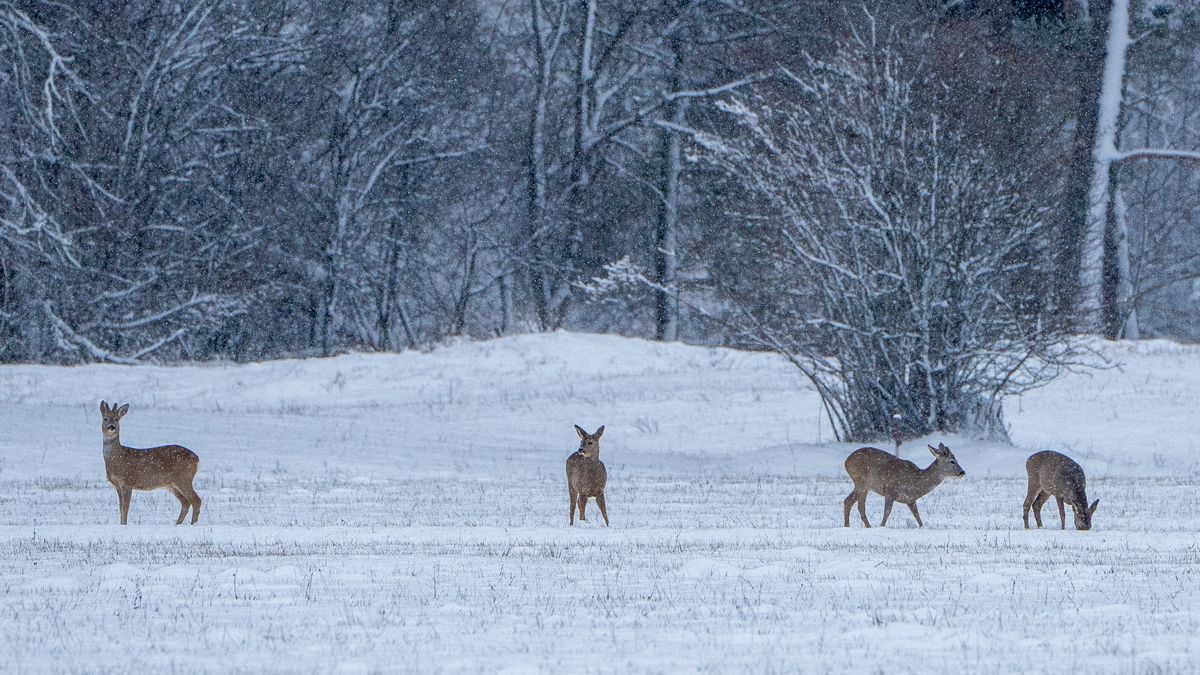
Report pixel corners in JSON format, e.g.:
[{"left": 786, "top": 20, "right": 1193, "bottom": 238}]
[
  {"left": 377, "top": 218, "right": 404, "bottom": 351},
  {"left": 1112, "top": 186, "right": 1139, "bottom": 338},
  {"left": 556, "top": 0, "right": 597, "bottom": 329},
  {"left": 1056, "top": 1, "right": 1108, "bottom": 322},
  {"left": 1077, "top": 0, "right": 1130, "bottom": 334},
  {"left": 320, "top": 246, "right": 337, "bottom": 356},
  {"left": 654, "top": 37, "right": 686, "bottom": 342},
  {"left": 1101, "top": 178, "right": 1121, "bottom": 338},
  {"left": 451, "top": 247, "right": 477, "bottom": 336},
  {"left": 499, "top": 271, "right": 515, "bottom": 335},
  {"left": 526, "top": 2, "right": 552, "bottom": 331},
  {"left": 397, "top": 299, "right": 418, "bottom": 349}
]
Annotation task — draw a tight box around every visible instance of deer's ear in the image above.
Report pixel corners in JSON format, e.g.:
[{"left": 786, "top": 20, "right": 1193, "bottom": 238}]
[
  {"left": 1088, "top": 499, "right": 1099, "bottom": 516},
  {"left": 594, "top": 425, "right": 605, "bottom": 439},
  {"left": 575, "top": 425, "right": 588, "bottom": 440},
  {"left": 116, "top": 403, "right": 129, "bottom": 417},
  {"left": 100, "top": 401, "right": 109, "bottom": 415},
  {"left": 928, "top": 444, "right": 940, "bottom": 457}
]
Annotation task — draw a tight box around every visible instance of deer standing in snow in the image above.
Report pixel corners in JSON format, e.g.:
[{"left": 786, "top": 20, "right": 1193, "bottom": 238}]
[
  {"left": 842, "top": 443, "right": 965, "bottom": 527},
  {"left": 100, "top": 401, "right": 202, "bottom": 525},
  {"left": 567, "top": 425, "right": 609, "bottom": 526},
  {"left": 1023, "top": 450, "right": 1098, "bottom": 531}
]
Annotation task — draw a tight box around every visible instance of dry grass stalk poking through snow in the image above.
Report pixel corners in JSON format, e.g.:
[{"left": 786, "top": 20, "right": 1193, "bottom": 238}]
[
  {"left": 566, "top": 425, "right": 609, "bottom": 526},
  {"left": 100, "top": 401, "right": 202, "bottom": 525},
  {"left": 843, "top": 443, "right": 966, "bottom": 528},
  {"left": 1023, "top": 450, "right": 1099, "bottom": 530}
]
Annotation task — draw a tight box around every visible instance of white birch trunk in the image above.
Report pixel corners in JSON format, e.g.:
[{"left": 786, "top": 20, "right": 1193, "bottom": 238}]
[
  {"left": 1113, "top": 187, "right": 1139, "bottom": 339},
  {"left": 527, "top": 0, "right": 553, "bottom": 329},
  {"left": 1078, "top": 0, "right": 1131, "bottom": 333},
  {"left": 526, "top": 0, "right": 569, "bottom": 330}
]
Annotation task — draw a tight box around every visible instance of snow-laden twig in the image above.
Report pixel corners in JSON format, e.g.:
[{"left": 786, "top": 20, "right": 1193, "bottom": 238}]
[{"left": 42, "top": 302, "right": 139, "bottom": 365}]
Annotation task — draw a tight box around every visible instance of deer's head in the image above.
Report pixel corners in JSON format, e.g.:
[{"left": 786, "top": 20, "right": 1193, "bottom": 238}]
[
  {"left": 1074, "top": 499, "right": 1100, "bottom": 531},
  {"left": 575, "top": 424, "right": 604, "bottom": 458},
  {"left": 928, "top": 443, "right": 965, "bottom": 479},
  {"left": 100, "top": 401, "right": 129, "bottom": 437}
]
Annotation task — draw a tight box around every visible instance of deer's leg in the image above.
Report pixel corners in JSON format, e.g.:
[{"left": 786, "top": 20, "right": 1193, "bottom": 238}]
[
  {"left": 569, "top": 488, "right": 577, "bottom": 526},
  {"left": 183, "top": 484, "right": 202, "bottom": 525},
  {"left": 596, "top": 493, "right": 609, "bottom": 527},
  {"left": 118, "top": 487, "right": 132, "bottom": 525},
  {"left": 856, "top": 492, "right": 871, "bottom": 528},
  {"left": 843, "top": 490, "right": 858, "bottom": 528},
  {"left": 1023, "top": 484, "right": 1040, "bottom": 529},
  {"left": 1056, "top": 496, "right": 1066, "bottom": 530},
  {"left": 880, "top": 498, "right": 895, "bottom": 527},
  {"left": 1032, "top": 492, "right": 1049, "bottom": 528},
  {"left": 169, "top": 487, "right": 189, "bottom": 525},
  {"left": 906, "top": 501, "right": 924, "bottom": 528},
  {"left": 577, "top": 494, "right": 588, "bottom": 521},
  {"left": 111, "top": 485, "right": 122, "bottom": 524}
]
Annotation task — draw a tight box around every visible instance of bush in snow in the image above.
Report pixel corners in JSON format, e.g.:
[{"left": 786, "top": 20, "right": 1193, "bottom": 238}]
[{"left": 694, "top": 20, "right": 1085, "bottom": 442}]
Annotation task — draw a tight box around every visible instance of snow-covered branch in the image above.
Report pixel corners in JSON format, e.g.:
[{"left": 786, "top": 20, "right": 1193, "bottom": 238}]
[
  {"left": 42, "top": 302, "right": 139, "bottom": 365},
  {"left": 1113, "top": 148, "right": 1200, "bottom": 164}
]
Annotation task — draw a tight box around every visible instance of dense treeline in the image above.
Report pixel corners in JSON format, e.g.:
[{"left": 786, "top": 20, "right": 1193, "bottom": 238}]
[{"left": 2, "top": 1, "right": 1198, "bottom": 437}]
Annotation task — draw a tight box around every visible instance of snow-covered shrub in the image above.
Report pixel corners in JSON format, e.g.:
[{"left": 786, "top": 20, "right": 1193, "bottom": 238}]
[{"left": 695, "top": 24, "right": 1084, "bottom": 442}]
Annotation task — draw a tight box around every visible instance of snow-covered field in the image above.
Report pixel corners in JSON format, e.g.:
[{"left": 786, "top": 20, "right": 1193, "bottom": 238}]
[{"left": 2, "top": 333, "right": 1199, "bottom": 673}]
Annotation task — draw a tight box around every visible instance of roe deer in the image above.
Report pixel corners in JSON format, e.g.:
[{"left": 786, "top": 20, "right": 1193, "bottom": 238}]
[
  {"left": 567, "top": 425, "right": 608, "bottom": 526},
  {"left": 842, "top": 443, "right": 965, "bottom": 528},
  {"left": 1023, "top": 450, "right": 1098, "bottom": 531},
  {"left": 100, "top": 401, "right": 202, "bottom": 525}
]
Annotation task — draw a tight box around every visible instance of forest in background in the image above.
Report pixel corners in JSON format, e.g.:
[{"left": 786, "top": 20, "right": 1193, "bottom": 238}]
[{"left": 2, "top": 0, "right": 1199, "bottom": 437}]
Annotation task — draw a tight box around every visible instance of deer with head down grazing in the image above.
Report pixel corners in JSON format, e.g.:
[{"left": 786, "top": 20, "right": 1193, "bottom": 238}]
[
  {"left": 100, "top": 401, "right": 202, "bottom": 525},
  {"left": 1023, "top": 450, "right": 1098, "bottom": 531}
]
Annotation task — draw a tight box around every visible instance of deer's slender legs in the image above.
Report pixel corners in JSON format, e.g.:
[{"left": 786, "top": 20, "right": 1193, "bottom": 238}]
[
  {"left": 117, "top": 487, "right": 132, "bottom": 525},
  {"left": 182, "top": 484, "right": 201, "bottom": 524},
  {"left": 1032, "top": 492, "right": 1049, "bottom": 527},
  {"left": 1056, "top": 496, "right": 1066, "bottom": 530},
  {"left": 577, "top": 494, "right": 588, "bottom": 521},
  {"left": 881, "top": 498, "right": 895, "bottom": 527},
  {"left": 169, "top": 487, "right": 189, "bottom": 525},
  {"left": 843, "top": 490, "right": 858, "bottom": 528},
  {"left": 856, "top": 492, "right": 871, "bottom": 528},
  {"left": 1023, "top": 485, "right": 1042, "bottom": 529},
  {"left": 906, "top": 501, "right": 924, "bottom": 528},
  {"left": 568, "top": 488, "right": 577, "bottom": 526},
  {"left": 596, "top": 493, "right": 609, "bottom": 526}
]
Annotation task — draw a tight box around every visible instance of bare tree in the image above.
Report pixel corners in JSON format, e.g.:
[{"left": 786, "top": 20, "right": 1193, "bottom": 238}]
[
  {"left": 4, "top": 0, "right": 1199, "bottom": 364},
  {"left": 0, "top": 3, "right": 88, "bottom": 360},
  {"left": 692, "top": 22, "right": 1082, "bottom": 441},
  {"left": 1, "top": 1, "right": 251, "bottom": 362},
  {"left": 284, "top": 3, "right": 487, "bottom": 355},
  {"left": 1071, "top": 0, "right": 1200, "bottom": 337}
]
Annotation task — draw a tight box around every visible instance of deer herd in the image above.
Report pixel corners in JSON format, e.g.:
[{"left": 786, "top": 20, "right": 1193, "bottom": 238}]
[{"left": 96, "top": 401, "right": 1099, "bottom": 531}]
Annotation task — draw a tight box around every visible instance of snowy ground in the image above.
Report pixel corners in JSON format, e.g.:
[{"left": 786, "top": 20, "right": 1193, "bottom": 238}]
[{"left": 1, "top": 333, "right": 1199, "bottom": 673}]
